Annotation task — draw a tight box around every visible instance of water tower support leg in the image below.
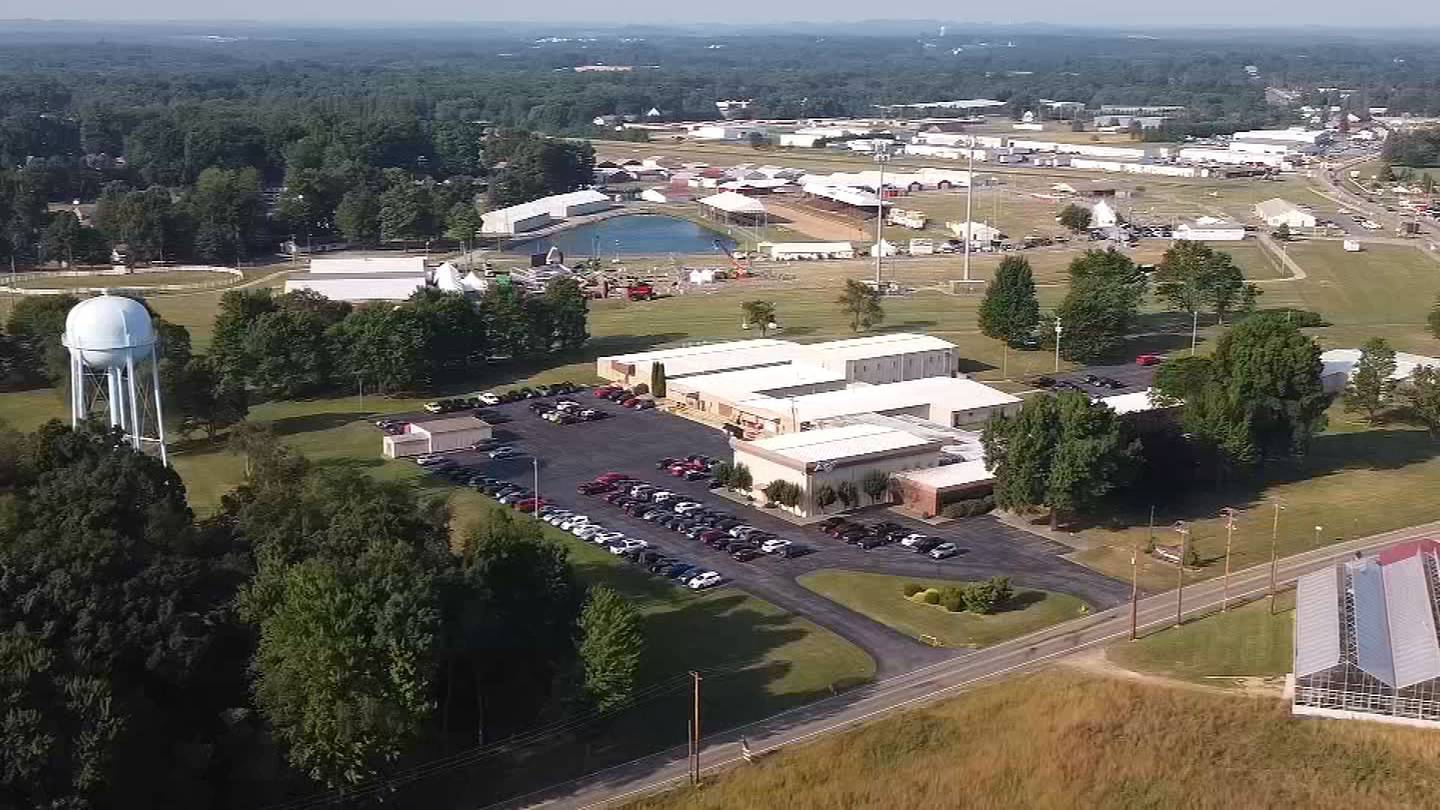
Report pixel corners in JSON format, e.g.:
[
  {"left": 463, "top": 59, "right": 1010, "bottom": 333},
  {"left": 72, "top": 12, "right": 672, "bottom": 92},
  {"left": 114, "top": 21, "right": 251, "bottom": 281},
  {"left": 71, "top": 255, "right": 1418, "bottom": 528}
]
[
  {"left": 108, "top": 368, "right": 123, "bottom": 429},
  {"left": 150, "top": 348, "right": 168, "bottom": 466},
  {"left": 126, "top": 355, "right": 142, "bottom": 451}
]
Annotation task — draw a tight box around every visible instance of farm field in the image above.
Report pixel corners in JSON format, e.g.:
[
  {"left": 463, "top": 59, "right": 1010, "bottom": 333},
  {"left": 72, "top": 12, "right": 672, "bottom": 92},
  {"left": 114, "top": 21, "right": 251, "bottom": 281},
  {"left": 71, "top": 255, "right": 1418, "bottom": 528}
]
[
  {"left": 623, "top": 670, "right": 1440, "bottom": 810},
  {"left": 797, "top": 569, "right": 1090, "bottom": 648}
]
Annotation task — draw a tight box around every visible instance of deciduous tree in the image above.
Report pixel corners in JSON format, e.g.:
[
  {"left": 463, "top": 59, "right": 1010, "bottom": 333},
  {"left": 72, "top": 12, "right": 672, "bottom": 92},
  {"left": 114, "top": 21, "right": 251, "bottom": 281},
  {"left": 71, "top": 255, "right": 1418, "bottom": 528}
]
[
  {"left": 837, "top": 279, "right": 884, "bottom": 332},
  {"left": 1344, "top": 337, "right": 1397, "bottom": 423},
  {"left": 577, "top": 586, "right": 643, "bottom": 713},
  {"left": 978, "top": 255, "right": 1040, "bottom": 344},
  {"left": 741, "top": 300, "right": 778, "bottom": 336}
]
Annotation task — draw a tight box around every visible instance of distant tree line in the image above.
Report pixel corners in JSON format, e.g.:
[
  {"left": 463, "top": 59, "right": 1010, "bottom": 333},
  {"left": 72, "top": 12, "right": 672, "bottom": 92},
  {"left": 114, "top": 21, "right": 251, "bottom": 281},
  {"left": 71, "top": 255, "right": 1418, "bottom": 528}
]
[{"left": 1383, "top": 129, "right": 1440, "bottom": 167}]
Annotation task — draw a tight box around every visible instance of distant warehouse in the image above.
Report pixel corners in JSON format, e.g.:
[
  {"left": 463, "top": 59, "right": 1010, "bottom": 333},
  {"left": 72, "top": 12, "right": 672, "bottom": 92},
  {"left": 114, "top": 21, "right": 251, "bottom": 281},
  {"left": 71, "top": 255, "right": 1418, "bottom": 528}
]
[
  {"left": 480, "top": 190, "right": 614, "bottom": 236},
  {"left": 285, "top": 255, "right": 432, "bottom": 301}
]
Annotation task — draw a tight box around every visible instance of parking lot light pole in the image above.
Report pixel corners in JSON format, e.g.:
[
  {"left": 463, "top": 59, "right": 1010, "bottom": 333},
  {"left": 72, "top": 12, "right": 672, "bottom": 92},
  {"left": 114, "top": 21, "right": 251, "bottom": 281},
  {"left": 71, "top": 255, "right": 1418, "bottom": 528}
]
[
  {"left": 533, "top": 457, "right": 540, "bottom": 509},
  {"left": 1052, "top": 317, "right": 1063, "bottom": 373},
  {"left": 873, "top": 141, "right": 893, "bottom": 288},
  {"left": 1190, "top": 309, "right": 1199, "bottom": 356}
]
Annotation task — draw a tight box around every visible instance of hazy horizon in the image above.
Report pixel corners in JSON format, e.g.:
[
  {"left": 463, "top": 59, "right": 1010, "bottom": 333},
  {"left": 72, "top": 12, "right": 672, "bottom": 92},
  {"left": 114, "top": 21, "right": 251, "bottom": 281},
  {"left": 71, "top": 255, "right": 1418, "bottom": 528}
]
[{"left": 2, "top": 4, "right": 1439, "bottom": 28}]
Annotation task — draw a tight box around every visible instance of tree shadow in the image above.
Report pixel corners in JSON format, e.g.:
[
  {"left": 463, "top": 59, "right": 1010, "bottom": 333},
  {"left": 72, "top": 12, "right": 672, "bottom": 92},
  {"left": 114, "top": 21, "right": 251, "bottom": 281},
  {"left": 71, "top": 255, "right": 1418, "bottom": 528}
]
[
  {"left": 779, "top": 325, "right": 818, "bottom": 337},
  {"left": 992, "top": 590, "right": 1047, "bottom": 614},
  {"left": 1081, "top": 428, "right": 1440, "bottom": 536},
  {"left": 267, "top": 411, "right": 372, "bottom": 436},
  {"left": 957, "top": 358, "right": 997, "bottom": 375}
]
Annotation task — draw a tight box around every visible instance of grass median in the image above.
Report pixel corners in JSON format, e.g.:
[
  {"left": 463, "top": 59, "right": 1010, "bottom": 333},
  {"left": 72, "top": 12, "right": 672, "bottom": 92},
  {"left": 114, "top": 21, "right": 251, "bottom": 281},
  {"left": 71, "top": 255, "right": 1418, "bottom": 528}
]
[{"left": 797, "top": 568, "right": 1090, "bottom": 648}]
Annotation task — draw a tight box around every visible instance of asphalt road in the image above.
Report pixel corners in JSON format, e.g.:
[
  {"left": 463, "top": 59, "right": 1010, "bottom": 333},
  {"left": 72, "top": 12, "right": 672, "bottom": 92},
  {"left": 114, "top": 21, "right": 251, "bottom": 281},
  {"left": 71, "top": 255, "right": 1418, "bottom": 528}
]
[
  {"left": 413, "top": 395, "right": 1130, "bottom": 677},
  {"left": 481, "top": 518, "right": 1440, "bottom": 810}
]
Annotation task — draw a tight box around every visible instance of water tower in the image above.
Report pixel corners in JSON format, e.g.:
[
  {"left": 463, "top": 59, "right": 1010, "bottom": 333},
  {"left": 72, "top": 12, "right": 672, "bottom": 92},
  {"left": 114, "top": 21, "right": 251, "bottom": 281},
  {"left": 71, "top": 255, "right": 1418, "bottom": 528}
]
[{"left": 62, "top": 293, "right": 168, "bottom": 465}]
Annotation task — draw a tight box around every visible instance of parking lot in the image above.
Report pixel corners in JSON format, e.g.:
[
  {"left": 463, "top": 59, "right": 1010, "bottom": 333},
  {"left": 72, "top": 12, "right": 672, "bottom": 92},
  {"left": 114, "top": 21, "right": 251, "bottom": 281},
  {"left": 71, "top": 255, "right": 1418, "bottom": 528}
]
[
  {"left": 1044, "top": 360, "right": 1156, "bottom": 397},
  {"left": 404, "top": 391, "right": 1131, "bottom": 674}
]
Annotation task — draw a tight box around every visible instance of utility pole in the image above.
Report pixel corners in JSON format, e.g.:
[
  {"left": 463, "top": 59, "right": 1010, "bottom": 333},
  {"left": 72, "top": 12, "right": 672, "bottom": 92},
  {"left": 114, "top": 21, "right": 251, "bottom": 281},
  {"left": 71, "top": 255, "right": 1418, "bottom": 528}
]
[
  {"left": 873, "top": 141, "right": 892, "bottom": 288},
  {"left": 1269, "top": 501, "right": 1285, "bottom": 615},
  {"left": 533, "top": 457, "right": 540, "bottom": 508},
  {"left": 1190, "top": 309, "right": 1199, "bottom": 356},
  {"left": 689, "top": 671, "right": 702, "bottom": 786},
  {"left": 1173, "top": 521, "right": 1189, "bottom": 628},
  {"left": 1129, "top": 540, "right": 1140, "bottom": 641},
  {"left": 1220, "top": 507, "right": 1237, "bottom": 611}
]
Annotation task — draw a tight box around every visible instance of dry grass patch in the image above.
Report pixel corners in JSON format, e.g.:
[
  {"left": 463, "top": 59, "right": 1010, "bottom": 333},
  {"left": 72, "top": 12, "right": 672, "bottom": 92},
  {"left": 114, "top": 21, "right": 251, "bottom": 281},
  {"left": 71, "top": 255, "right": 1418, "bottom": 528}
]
[{"left": 627, "top": 671, "right": 1440, "bottom": 810}]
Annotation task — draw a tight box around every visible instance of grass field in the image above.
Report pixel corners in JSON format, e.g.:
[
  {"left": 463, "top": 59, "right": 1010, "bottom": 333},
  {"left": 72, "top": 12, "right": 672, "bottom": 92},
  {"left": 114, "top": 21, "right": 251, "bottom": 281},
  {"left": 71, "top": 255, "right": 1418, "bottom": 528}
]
[
  {"left": 624, "top": 670, "right": 1440, "bottom": 810},
  {"left": 797, "top": 569, "right": 1089, "bottom": 648},
  {"left": 1108, "top": 592, "right": 1295, "bottom": 685},
  {"left": 9, "top": 270, "right": 240, "bottom": 290}
]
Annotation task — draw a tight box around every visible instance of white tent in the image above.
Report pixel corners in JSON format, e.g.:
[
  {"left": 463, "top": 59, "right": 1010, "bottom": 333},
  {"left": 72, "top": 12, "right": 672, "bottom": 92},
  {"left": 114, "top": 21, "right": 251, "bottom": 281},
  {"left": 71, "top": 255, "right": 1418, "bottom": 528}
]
[
  {"left": 461, "top": 272, "right": 489, "bottom": 293},
  {"left": 1090, "top": 200, "right": 1119, "bottom": 228},
  {"left": 869, "top": 239, "right": 899, "bottom": 257},
  {"left": 434, "top": 262, "right": 465, "bottom": 293},
  {"left": 698, "top": 190, "right": 767, "bottom": 215}
]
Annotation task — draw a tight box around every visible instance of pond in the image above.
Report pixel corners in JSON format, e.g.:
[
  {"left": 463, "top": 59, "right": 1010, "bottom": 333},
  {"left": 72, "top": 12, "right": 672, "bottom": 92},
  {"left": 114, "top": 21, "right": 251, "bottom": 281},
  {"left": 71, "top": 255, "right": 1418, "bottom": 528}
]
[{"left": 512, "top": 214, "right": 736, "bottom": 258}]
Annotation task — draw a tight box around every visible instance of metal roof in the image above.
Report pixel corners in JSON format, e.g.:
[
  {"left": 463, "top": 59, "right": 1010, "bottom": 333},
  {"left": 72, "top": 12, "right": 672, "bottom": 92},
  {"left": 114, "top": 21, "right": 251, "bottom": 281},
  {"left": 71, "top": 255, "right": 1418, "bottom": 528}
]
[
  {"left": 1382, "top": 554, "right": 1440, "bottom": 688},
  {"left": 739, "top": 377, "right": 1019, "bottom": 424},
  {"left": 1350, "top": 559, "right": 1397, "bottom": 686},
  {"left": 1294, "top": 567, "right": 1342, "bottom": 678},
  {"left": 667, "top": 363, "right": 844, "bottom": 401},
  {"left": 740, "top": 423, "right": 936, "bottom": 464},
  {"left": 799, "top": 333, "right": 956, "bottom": 360},
  {"left": 412, "top": 416, "right": 487, "bottom": 434},
  {"left": 307, "top": 256, "right": 427, "bottom": 274},
  {"left": 698, "top": 190, "right": 767, "bottom": 214}
]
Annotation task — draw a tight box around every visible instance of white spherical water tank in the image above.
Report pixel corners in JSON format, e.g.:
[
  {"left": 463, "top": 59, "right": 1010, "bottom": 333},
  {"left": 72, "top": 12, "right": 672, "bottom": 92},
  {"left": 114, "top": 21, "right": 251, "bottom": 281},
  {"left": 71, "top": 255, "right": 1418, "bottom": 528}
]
[{"left": 62, "top": 293, "right": 156, "bottom": 369}]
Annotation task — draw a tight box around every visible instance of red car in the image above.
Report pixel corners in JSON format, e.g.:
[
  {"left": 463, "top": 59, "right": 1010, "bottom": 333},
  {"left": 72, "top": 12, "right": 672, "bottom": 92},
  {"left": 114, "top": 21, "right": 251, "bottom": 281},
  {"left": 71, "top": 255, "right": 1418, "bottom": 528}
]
[
  {"left": 593, "top": 386, "right": 617, "bottom": 397},
  {"left": 1135, "top": 353, "right": 1163, "bottom": 366},
  {"left": 515, "top": 498, "right": 546, "bottom": 512}
]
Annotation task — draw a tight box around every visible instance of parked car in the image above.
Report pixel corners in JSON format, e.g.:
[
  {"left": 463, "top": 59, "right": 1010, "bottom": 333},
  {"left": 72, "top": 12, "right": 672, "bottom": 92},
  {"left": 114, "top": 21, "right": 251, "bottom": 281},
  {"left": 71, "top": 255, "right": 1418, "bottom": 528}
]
[
  {"left": 686, "top": 571, "right": 722, "bottom": 590},
  {"left": 414, "top": 454, "right": 449, "bottom": 467},
  {"left": 592, "top": 531, "right": 625, "bottom": 546},
  {"left": 929, "top": 542, "right": 959, "bottom": 559},
  {"left": 478, "top": 392, "right": 501, "bottom": 405},
  {"left": 910, "top": 537, "right": 943, "bottom": 554},
  {"left": 731, "top": 547, "right": 762, "bottom": 562},
  {"left": 760, "top": 538, "right": 792, "bottom": 554},
  {"left": 1135, "top": 353, "right": 1163, "bottom": 366},
  {"left": 488, "top": 446, "right": 519, "bottom": 459},
  {"left": 610, "top": 538, "right": 649, "bottom": 555}
]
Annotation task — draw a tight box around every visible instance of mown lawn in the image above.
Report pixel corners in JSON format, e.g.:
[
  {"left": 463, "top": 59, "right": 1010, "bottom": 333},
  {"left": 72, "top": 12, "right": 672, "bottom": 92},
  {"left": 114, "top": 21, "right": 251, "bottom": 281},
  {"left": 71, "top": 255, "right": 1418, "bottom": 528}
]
[
  {"left": 624, "top": 670, "right": 1440, "bottom": 810},
  {"left": 1108, "top": 591, "right": 1296, "bottom": 684},
  {"left": 797, "top": 569, "right": 1089, "bottom": 648}
]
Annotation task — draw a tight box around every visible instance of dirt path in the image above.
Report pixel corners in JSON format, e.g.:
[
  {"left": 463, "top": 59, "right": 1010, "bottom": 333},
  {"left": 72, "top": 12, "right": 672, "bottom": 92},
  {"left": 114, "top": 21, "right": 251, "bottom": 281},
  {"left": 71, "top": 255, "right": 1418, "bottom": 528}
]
[
  {"left": 1062, "top": 646, "right": 1285, "bottom": 698},
  {"left": 765, "top": 202, "right": 870, "bottom": 242}
]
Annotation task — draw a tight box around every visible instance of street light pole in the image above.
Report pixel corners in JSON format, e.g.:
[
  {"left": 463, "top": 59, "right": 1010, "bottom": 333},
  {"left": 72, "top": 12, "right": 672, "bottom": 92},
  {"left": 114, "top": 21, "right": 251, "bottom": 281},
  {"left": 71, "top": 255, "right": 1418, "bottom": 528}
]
[
  {"left": 873, "top": 141, "right": 892, "bottom": 288},
  {"left": 1173, "top": 521, "right": 1189, "bottom": 628},
  {"left": 1129, "top": 540, "right": 1140, "bottom": 641},
  {"left": 963, "top": 143, "right": 975, "bottom": 283},
  {"left": 1053, "top": 317, "right": 1063, "bottom": 373},
  {"left": 1269, "top": 501, "right": 1285, "bottom": 614},
  {"left": 1220, "top": 507, "right": 1237, "bottom": 611},
  {"left": 1190, "top": 309, "right": 1199, "bottom": 356},
  {"left": 533, "top": 457, "right": 540, "bottom": 508}
]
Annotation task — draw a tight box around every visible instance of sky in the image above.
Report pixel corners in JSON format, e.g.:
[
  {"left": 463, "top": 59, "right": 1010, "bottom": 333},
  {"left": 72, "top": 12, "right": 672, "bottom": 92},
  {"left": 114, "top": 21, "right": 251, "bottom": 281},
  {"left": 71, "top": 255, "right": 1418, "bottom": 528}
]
[{"left": 3, "top": 1, "right": 1439, "bottom": 27}]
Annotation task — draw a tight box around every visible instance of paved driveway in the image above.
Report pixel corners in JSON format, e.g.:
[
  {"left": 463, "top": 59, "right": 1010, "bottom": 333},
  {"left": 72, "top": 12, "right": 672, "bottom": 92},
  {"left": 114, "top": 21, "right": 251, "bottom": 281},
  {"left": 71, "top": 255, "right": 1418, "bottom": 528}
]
[{"left": 417, "top": 396, "right": 1129, "bottom": 674}]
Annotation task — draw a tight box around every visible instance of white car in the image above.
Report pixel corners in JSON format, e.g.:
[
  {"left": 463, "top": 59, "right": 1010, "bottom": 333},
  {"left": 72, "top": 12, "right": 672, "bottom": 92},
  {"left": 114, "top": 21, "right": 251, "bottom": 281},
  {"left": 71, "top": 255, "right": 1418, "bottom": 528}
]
[
  {"left": 760, "top": 538, "right": 792, "bottom": 554},
  {"left": 899, "top": 533, "right": 929, "bottom": 548},
  {"left": 575, "top": 525, "right": 605, "bottom": 539},
  {"left": 673, "top": 502, "right": 705, "bottom": 515},
  {"left": 414, "top": 454, "right": 448, "bottom": 466},
  {"left": 489, "top": 446, "right": 519, "bottom": 459},
  {"left": 559, "top": 515, "right": 590, "bottom": 531},
  {"left": 592, "top": 531, "right": 625, "bottom": 545},
  {"left": 544, "top": 511, "right": 572, "bottom": 526},
  {"left": 728, "top": 525, "right": 757, "bottom": 538},
  {"left": 555, "top": 400, "right": 581, "bottom": 412},
  {"left": 610, "top": 538, "right": 649, "bottom": 554},
  {"left": 478, "top": 392, "right": 501, "bottom": 406},
  {"left": 687, "top": 571, "right": 722, "bottom": 590},
  {"left": 652, "top": 491, "right": 676, "bottom": 503}
]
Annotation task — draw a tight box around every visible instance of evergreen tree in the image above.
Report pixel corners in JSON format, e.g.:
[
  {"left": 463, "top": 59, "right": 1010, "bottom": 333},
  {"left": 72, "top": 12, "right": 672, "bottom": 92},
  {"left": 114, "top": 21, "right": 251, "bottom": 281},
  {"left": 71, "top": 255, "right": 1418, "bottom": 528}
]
[
  {"left": 577, "top": 586, "right": 643, "bottom": 713},
  {"left": 978, "top": 255, "right": 1040, "bottom": 344},
  {"left": 1344, "top": 337, "right": 1397, "bottom": 423}
]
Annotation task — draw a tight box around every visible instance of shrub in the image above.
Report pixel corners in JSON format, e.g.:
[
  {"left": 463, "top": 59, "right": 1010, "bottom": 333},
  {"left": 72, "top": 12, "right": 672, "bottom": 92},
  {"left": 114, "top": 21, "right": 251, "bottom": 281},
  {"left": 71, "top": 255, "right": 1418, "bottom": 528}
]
[
  {"left": 921, "top": 589, "right": 940, "bottom": 605},
  {"left": 902, "top": 582, "right": 925, "bottom": 597},
  {"left": 988, "top": 576, "right": 1014, "bottom": 607},
  {"left": 632, "top": 382, "right": 650, "bottom": 395},
  {"left": 963, "top": 581, "right": 1000, "bottom": 614},
  {"left": 1247, "top": 307, "right": 1326, "bottom": 328},
  {"left": 941, "top": 495, "right": 996, "bottom": 519},
  {"left": 938, "top": 586, "right": 966, "bottom": 612}
]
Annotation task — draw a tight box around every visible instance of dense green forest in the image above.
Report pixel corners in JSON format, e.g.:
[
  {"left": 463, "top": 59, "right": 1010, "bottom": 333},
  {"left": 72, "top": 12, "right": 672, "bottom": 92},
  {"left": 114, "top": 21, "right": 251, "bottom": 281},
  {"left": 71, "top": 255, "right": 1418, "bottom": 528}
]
[
  {"left": 4, "top": 25, "right": 1440, "bottom": 265},
  {"left": 1384, "top": 129, "right": 1440, "bottom": 167}
]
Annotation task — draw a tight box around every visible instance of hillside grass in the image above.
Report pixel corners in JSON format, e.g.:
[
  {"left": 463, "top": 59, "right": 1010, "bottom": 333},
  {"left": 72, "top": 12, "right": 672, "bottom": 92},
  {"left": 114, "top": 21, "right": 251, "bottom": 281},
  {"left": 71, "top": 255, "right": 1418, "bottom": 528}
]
[
  {"left": 625, "top": 671, "right": 1440, "bottom": 810},
  {"left": 797, "top": 569, "right": 1089, "bottom": 648},
  {"left": 1108, "top": 591, "right": 1296, "bottom": 684}
]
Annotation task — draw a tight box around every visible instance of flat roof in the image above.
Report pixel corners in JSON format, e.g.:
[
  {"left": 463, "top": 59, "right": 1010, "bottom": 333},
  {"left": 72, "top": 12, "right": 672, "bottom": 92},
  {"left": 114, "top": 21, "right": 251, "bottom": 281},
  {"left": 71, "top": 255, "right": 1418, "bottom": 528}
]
[
  {"left": 698, "top": 190, "right": 767, "bottom": 214},
  {"left": 669, "top": 362, "right": 844, "bottom": 400},
  {"left": 894, "top": 459, "right": 993, "bottom": 489},
  {"left": 412, "top": 416, "right": 487, "bottom": 434},
  {"left": 308, "top": 256, "right": 427, "bottom": 274},
  {"left": 741, "top": 423, "right": 937, "bottom": 463},
  {"left": 800, "top": 332, "right": 956, "bottom": 361},
  {"left": 740, "top": 377, "right": 1019, "bottom": 423},
  {"left": 1323, "top": 348, "right": 1440, "bottom": 381},
  {"left": 601, "top": 339, "right": 799, "bottom": 378},
  {"left": 1097, "top": 389, "right": 1163, "bottom": 415}
]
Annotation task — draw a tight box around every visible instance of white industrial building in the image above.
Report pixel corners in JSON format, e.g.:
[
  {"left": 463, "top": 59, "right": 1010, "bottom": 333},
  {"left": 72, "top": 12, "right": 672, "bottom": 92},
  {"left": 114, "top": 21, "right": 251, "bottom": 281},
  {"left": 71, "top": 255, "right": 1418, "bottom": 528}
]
[
  {"left": 799, "top": 333, "right": 958, "bottom": 384},
  {"left": 382, "top": 415, "right": 492, "bottom": 459},
  {"left": 480, "top": 190, "right": 614, "bottom": 235},
  {"left": 1066, "top": 158, "right": 1207, "bottom": 178},
  {"left": 1174, "top": 217, "right": 1247, "bottom": 242},
  {"left": 1254, "top": 198, "right": 1318, "bottom": 230},
  {"left": 730, "top": 423, "right": 947, "bottom": 517},
  {"left": 1321, "top": 348, "right": 1440, "bottom": 394},
  {"left": 597, "top": 338, "right": 798, "bottom": 387},
  {"left": 947, "top": 221, "right": 1003, "bottom": 245},
  {"left": 1232, "top": 128, "right": 1332, "bottom": 151},
  {"left": 284, "top": 271, "right": 429, "bottom": 301},
  {"left": 760, "top": 242, "right": 856, "bottom": 261},
  {"left": 733, "top": 376, "right": 1022, "bottom": 434},
  {"left": 1176, "top": 147, "right": 1289, "bottom": 169},
  {"left": 307, "top": 256, "right": 428, "bottom": 274}
]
